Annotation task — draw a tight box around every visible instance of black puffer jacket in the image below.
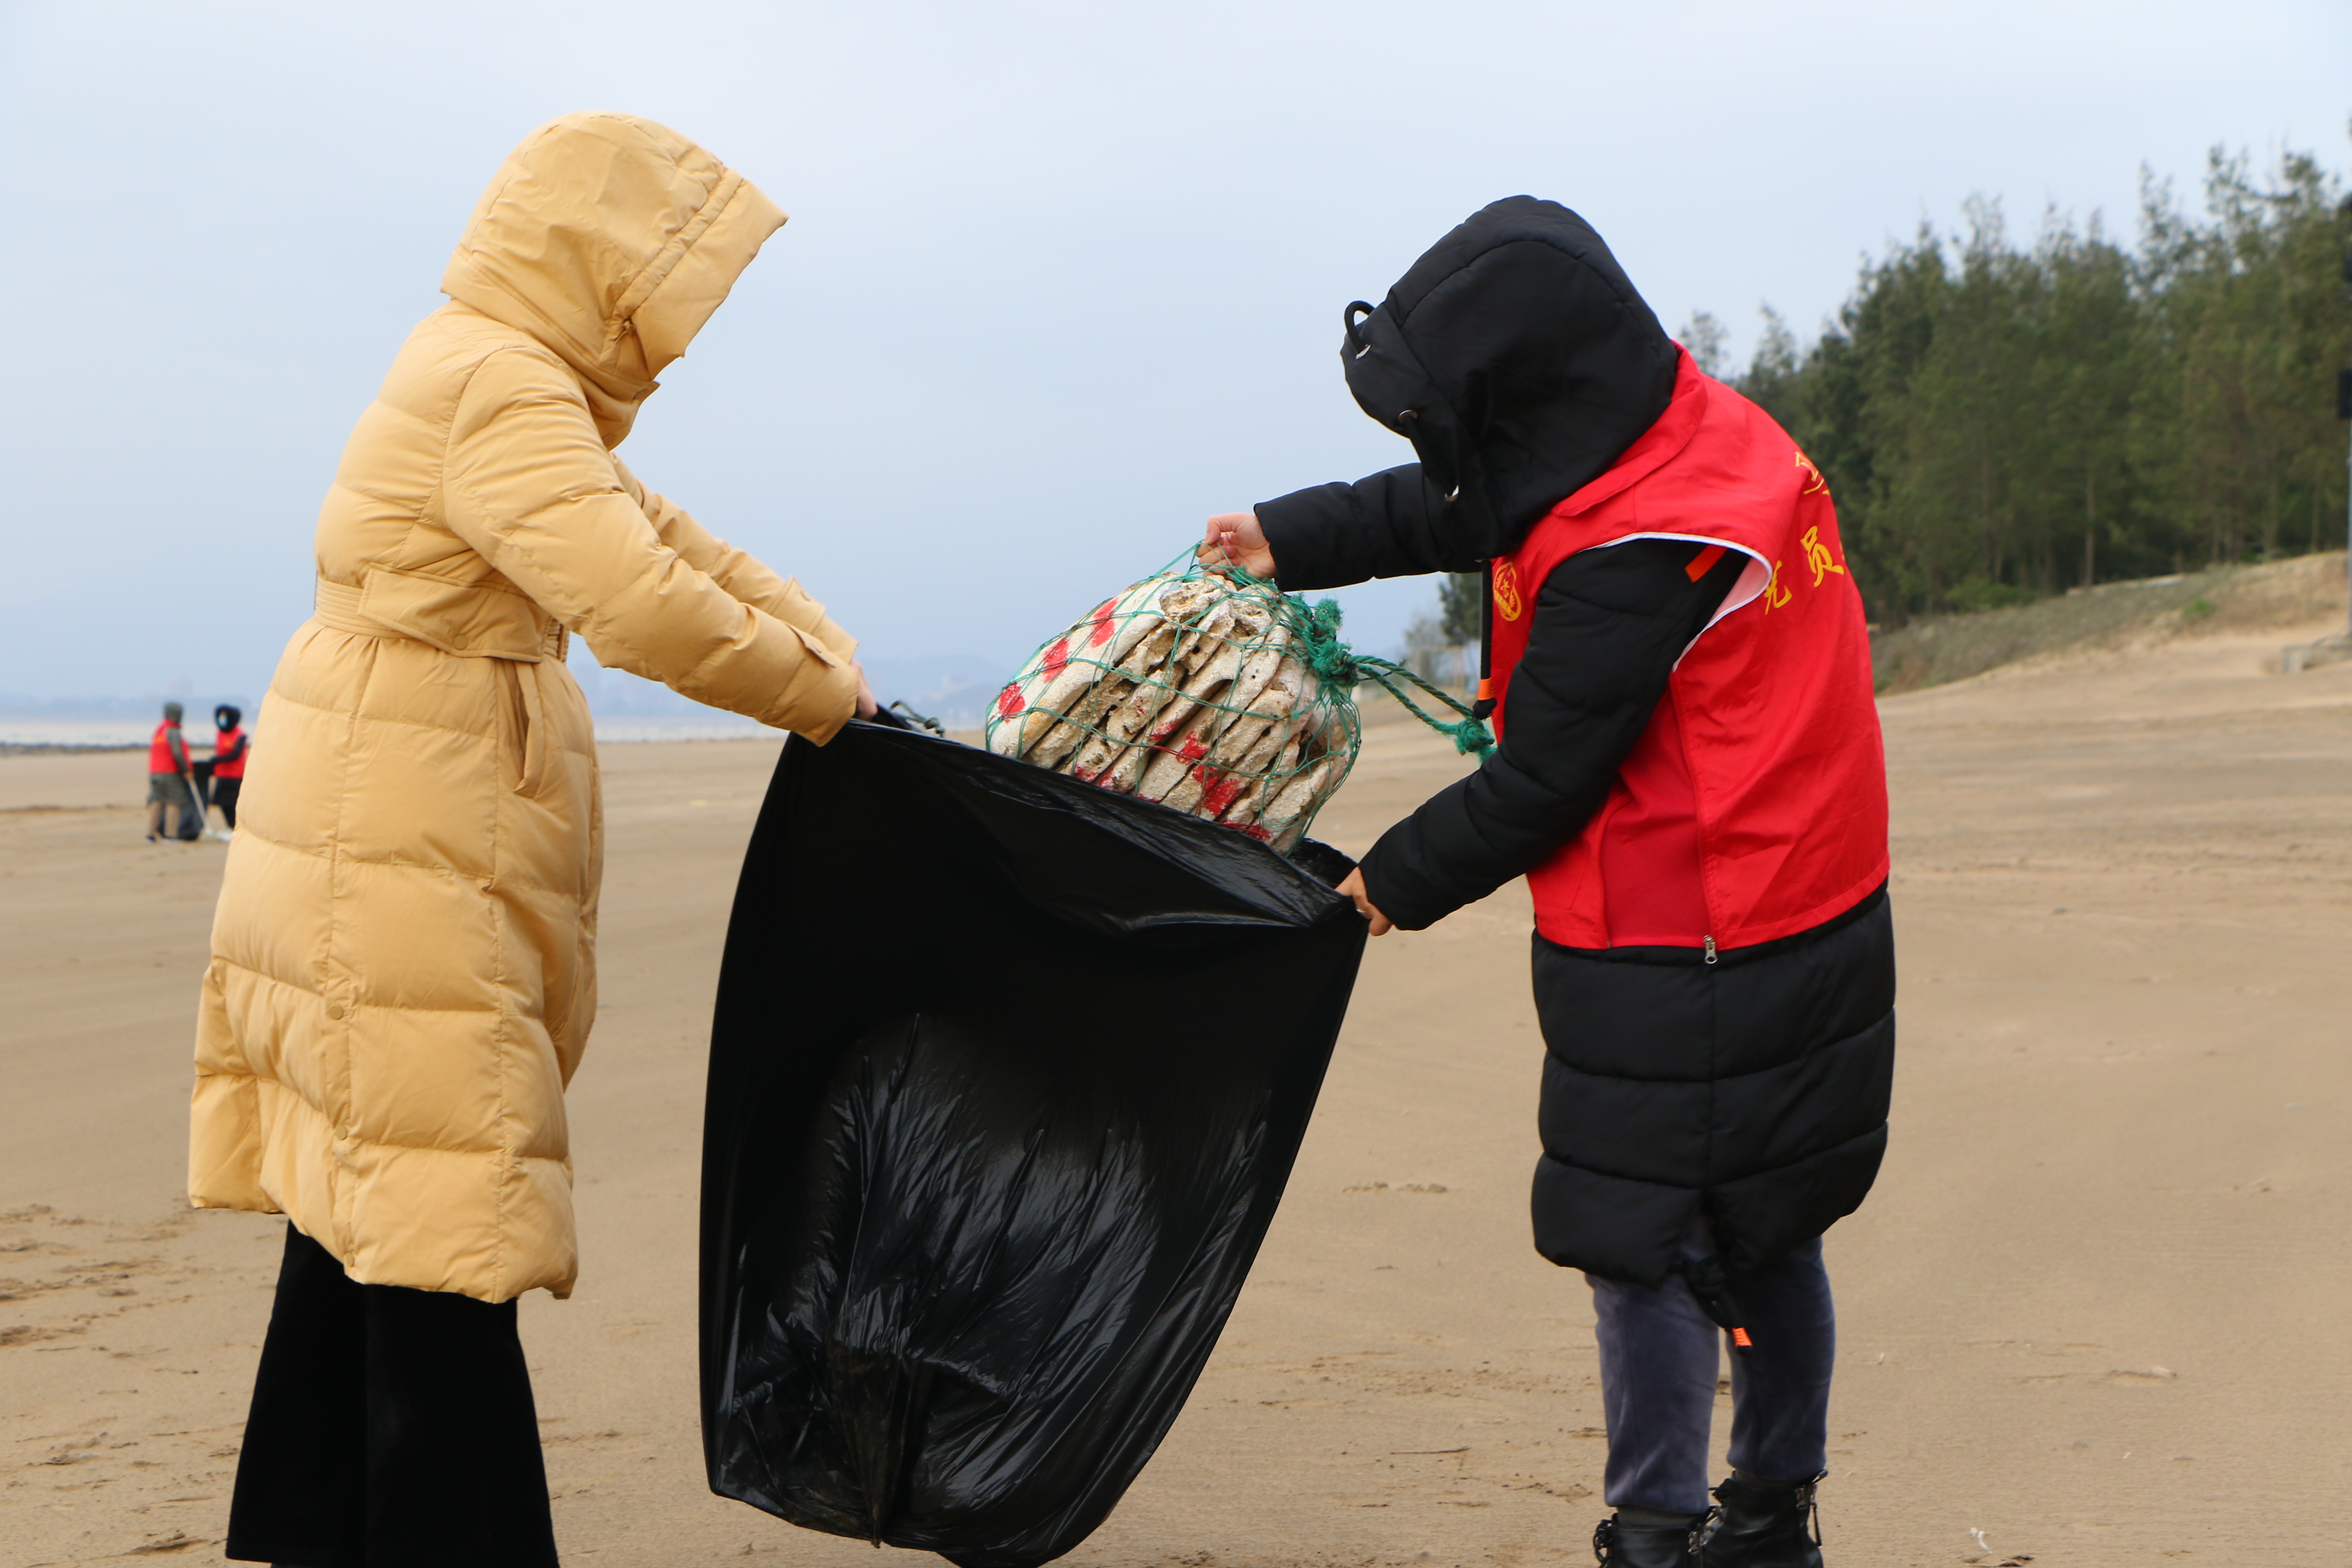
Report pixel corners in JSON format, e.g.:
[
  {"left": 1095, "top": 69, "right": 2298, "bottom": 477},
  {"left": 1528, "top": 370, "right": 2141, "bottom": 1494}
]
[
  {"left": 1532, "top": 890, "right": 1895, "bottom": 1287},
  {"left": 1256, "top": 199, "right": 1895, "bottom": 1289}
]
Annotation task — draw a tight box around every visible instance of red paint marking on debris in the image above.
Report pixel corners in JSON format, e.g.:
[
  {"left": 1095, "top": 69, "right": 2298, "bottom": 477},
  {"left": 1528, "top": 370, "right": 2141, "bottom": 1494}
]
[
  {"left": 1087, "top": 599, "right": 1118, "bottom": 646},
  {"left": 1179, "top": 736, "right": 1209, "bottom": 761},
  {"left": 1041, "top": 638, "right": 1070, "bottom": 677},
  {"left": 1200, "top": 775, "right": 1246, "bottom": 815},
  {"left": 996, "top": 684, "right": 1026, "bottom": 718},
  {"left": 1233, "top": 822, "right": 1274, "bottom": 842}
]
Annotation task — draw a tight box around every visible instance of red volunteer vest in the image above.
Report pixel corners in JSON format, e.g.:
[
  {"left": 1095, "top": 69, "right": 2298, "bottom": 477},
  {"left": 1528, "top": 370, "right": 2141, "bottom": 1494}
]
[
  {"left": 1490, "top": 350, "right": 1888, "bottom": 951},
  {"left": 213, "top": 727, "right": 248, "bottom": 779},
  {"left": 148, "top": 721, "right": 184, "bottom": 775}
]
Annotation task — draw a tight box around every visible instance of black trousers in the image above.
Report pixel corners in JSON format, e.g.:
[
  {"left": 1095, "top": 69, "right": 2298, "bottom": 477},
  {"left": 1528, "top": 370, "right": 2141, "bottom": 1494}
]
[
  {"left": 214, "top": 775, "right": 242, "bottom": 829},
  {"left": 226, "top": 1224, "right": 560, "bottom": 1568}
]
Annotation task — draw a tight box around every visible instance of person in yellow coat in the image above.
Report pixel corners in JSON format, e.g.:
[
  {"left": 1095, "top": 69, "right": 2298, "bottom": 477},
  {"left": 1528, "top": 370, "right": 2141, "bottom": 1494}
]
[{"left": 190, "top": 113, "right": 873, "bottom": 1567}]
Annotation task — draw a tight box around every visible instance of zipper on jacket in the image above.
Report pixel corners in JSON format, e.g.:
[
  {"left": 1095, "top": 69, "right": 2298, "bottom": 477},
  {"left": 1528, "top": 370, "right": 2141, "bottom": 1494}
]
[{"left": 1703, "top": 934, "right": 1717, "bottom": 966}]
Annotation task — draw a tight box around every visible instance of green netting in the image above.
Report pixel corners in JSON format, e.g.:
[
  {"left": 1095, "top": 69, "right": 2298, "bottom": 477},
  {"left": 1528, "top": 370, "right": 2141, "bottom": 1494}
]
[{"left": 985, "top": 549, "right": 1492, "bottom": 855}]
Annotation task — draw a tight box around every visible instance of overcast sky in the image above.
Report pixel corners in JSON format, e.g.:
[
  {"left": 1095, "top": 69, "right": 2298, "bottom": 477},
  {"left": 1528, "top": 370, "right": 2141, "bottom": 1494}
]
[{"left": 2, "top": 0, "right": 2345, "bottom": 708}]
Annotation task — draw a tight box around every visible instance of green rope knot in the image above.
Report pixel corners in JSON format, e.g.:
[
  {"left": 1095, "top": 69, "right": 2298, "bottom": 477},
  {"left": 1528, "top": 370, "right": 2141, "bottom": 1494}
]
[
  {"left": 1292, "top": 595, "right": 1360, "bottom": 688},
  {"left": 1268, "top": 587, "right": 1493, "bottom": 756}
]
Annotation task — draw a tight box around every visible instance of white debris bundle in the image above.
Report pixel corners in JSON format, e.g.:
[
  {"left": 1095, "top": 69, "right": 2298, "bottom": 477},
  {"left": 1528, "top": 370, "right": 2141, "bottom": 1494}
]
[{"left": 984, "top": 557, "right": 1360, "bottom": 854}]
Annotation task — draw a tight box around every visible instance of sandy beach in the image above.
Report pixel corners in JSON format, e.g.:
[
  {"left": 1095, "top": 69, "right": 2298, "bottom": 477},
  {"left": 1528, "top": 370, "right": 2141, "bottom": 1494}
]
[{"left": 4, "top": 613, "right": 2349, "bottom": 1568}]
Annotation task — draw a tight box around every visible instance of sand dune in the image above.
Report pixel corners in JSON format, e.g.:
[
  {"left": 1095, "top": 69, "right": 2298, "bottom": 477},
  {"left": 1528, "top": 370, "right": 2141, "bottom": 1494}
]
[{"left": 3, "top": 612, "right": 2348, "bottom": 1566}]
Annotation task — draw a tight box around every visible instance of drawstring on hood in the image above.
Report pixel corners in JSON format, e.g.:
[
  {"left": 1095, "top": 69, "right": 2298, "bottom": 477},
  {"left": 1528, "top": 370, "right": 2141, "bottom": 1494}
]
[
  {"left": 1339, "top": 196, "right": 1679, "bottom": 560},
  {"left": 440, "top": 113, "right": 787, "bottom": 447}
]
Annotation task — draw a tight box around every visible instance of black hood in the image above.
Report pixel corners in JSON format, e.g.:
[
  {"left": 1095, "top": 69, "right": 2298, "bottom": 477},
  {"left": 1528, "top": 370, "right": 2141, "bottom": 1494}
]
[{"left": 1341, "top": 197, "right": 1678, "bottom": 559}]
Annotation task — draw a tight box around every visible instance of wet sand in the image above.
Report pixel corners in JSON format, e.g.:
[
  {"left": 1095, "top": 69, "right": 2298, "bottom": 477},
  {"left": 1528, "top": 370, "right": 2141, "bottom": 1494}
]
[{"left": 3, "top": 618, "right": 2348, "bottom": 1566}]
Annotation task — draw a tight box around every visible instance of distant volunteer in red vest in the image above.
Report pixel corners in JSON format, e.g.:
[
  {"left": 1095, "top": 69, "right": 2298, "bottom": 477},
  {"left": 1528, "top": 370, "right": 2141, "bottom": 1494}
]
[
  {"left": 207, "top": 705, "right": 249, "bottom": 835},
  {"left": 1203, "top": 198, "right": 1891, "bottom": 1568},
  {"left": 146, "top": 701, "right": 196, "bottom": 842}
]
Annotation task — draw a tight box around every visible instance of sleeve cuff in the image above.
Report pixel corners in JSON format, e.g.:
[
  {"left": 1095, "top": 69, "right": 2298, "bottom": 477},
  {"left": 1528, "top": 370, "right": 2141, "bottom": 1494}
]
[
  {"left": 1357, "top": 836, "right": 1455, "bottom": 932},
  {"left": 1254, "top": 486, "right": 1355, "bottom": 592}
]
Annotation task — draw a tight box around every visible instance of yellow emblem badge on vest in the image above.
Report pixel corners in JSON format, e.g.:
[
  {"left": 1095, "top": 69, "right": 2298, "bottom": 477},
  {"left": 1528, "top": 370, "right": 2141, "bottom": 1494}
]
[{"left": 1492, "top": 559, "right": 1525, "bottom": 622}]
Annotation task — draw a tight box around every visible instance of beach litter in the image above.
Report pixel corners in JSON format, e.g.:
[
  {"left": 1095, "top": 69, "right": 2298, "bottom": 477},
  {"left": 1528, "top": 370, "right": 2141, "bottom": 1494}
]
[
  {"left": 986, "top": 550, "right": 1490, "bottom": 854},
  {"left": 1966, "top": 1526, "right": 2032, "bottom": 1565}
]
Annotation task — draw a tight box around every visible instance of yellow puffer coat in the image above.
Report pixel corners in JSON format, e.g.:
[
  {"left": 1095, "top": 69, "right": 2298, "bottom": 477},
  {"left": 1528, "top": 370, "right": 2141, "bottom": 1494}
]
[{"left": 189, "top": 113, "right": 857, "bottom": 1303}]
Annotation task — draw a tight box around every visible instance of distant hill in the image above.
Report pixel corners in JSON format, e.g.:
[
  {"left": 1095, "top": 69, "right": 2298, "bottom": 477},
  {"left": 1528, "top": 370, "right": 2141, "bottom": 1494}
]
[
  {"left": 854, "top": 655, "right": 1017, "bottom": 729},
  {"left": 28, "top": 564, "right": 2337, "bottom": 747},
  {"left": 0, "top": 693, "right": 259, "bottom": 749},
  {"left": 580, "top": 653, "right": 1011, "bottom": 732},
  {"left": 1, "top": 651, "right": 1020, "bottom": 747}
]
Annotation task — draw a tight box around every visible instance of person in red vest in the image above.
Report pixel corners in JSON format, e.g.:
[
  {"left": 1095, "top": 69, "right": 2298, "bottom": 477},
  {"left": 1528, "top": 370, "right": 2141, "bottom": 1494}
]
[
  {"left": 1203, "top": 198, "right": 1891, "bottom": 1568},
  {"left": 146, "top": 701, "right": 197, "bottom": 842},
  {"left": 206, "top": 704, "right": 249, "bottom": 836}
]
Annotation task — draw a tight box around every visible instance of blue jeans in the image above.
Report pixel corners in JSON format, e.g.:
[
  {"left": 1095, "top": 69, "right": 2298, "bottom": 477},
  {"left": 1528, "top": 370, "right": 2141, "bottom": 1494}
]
[{"left": 1586, "top": 1237, "right": 1834, "bottom": 1513}]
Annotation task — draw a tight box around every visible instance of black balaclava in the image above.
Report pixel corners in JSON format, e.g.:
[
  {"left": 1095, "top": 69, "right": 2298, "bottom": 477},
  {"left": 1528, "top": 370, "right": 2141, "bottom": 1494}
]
[
  {"left": 1340, "top": 196, "right": 1679, "bottom": 559},
  {"left": 215, "top": 704, "right": 241, "bottom": 731}
]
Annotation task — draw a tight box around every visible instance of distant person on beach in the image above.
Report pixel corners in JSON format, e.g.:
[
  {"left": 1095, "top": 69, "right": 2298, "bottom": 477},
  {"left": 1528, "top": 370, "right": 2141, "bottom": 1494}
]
[
  {"left": 187, "top": 113, "right": 877, "bottom": 1568},
  {"left": 202, "top": 704, "right": 248, "bottom": 839},
  {"left": 144, "top": 701, "right": 195, "bottom": 841},
  {"left": 1204, "top": 199, "right": 1892, "bottom": 1568}
]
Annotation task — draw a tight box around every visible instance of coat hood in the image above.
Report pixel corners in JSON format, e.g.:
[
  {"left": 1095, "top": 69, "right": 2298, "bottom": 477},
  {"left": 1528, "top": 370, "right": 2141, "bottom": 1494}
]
[
  {"left": 442, "top": 113, "right": 786, "bottom": 443},
  {"left": 1341, "top": 196, "right": 1678, "bottom": 559}
]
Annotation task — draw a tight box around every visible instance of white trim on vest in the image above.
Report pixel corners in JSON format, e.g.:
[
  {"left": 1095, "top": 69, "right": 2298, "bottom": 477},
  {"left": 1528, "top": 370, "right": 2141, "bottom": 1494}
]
[{"left": 1578, "top": 531, "right": 1774, "bottom": 665}]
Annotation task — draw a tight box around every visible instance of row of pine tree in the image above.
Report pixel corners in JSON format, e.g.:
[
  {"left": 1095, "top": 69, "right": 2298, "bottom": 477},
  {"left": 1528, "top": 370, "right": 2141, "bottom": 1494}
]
[{"left": 1682, "top": 147, "right": 2350, "bottom": 626}]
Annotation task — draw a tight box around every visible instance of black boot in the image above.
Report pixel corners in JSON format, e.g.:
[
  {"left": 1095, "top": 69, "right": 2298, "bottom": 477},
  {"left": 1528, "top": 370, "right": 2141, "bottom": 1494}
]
[
  {"left": 1696, "top": 1473, "right": 1824, "bottom": 1567},
  {"left": 1592, "top": 1512, "right": 1704, "bottom": 1566}
]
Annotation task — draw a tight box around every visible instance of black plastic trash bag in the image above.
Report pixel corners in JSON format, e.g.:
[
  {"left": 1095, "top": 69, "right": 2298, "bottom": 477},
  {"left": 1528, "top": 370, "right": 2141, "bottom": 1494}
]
[{"left": 699, "top": 722, "right": 1367, "bottom": 1568}]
